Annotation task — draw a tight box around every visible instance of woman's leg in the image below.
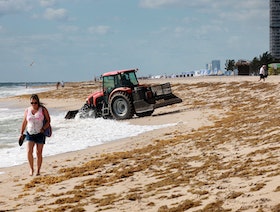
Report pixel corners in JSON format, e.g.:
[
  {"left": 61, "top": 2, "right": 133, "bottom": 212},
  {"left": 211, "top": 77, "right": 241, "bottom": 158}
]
[
  {"left": 36, "top": 143, "right": 44, "bottom": 176},
  {"left": 27, "top": 141, "right": 35, "bottom": 176}
]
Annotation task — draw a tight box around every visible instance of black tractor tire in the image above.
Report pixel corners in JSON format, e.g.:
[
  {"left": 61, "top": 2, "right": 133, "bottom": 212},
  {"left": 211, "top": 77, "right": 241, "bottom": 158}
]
[{"left": 109, "top": 92, "right": 134, "bottom": 120}]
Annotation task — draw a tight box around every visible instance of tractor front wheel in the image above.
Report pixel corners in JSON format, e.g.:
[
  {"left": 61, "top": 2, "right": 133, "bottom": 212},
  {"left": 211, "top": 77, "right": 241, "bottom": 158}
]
[{"left": 110, "top": 92, "right": 134, "bottom": 120}]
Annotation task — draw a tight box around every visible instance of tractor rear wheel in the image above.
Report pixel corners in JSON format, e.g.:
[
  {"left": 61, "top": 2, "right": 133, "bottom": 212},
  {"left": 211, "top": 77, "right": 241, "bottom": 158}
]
[{"left": 110, "top": 92, "right": 134, "bottom": 120}]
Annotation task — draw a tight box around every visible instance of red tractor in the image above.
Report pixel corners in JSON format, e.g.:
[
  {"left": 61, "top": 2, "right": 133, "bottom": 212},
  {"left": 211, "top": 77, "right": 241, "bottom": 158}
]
[{"left": 65, "top": 69, "right": 182, "bottom": 120}]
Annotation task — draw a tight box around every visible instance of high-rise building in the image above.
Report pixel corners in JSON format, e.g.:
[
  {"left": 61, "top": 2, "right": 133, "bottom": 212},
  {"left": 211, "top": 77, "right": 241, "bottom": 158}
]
[
  {"left": 211, "top": 60, "right": 220, "bottom": 71},
  {"left": 270, "top": 0, "right": 280, "bottom": 59}
]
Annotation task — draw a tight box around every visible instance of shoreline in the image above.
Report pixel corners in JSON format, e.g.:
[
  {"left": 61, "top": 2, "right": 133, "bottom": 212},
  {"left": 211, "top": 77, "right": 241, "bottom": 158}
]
[{"left": 0, "top": 76, "right": 280, "bottom": 211}]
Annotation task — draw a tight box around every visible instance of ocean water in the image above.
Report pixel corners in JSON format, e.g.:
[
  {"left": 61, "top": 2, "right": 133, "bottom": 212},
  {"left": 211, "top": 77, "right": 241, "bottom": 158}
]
[
  {"left": 0, "top": 82, "right": 54, "bottom": 98},
  {"left": 0, "top": 83, "right": 174, "bottom": 169}
]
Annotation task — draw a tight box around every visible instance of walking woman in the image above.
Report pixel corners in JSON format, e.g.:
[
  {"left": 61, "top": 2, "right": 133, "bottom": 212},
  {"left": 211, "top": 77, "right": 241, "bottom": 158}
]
[{"left": 19, "top": 94, "right": 51, "bottom": 176}]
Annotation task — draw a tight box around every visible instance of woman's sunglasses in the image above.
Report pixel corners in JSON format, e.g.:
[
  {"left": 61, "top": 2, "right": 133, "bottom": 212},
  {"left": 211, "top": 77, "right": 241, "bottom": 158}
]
[{"left": 30, "top": 102, "right": 38, "bottom": 105}]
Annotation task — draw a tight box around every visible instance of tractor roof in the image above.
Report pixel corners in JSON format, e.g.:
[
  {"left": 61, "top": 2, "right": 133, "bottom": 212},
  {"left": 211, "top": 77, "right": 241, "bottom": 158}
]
[{"left": 102, "top": 68, "right": 138, "bottom": 77}]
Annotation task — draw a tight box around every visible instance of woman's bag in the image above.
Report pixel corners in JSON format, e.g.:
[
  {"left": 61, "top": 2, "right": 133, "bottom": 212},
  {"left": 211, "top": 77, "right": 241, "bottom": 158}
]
[{"left": 43, "top": 119, "right": 52, "bottom": 137}]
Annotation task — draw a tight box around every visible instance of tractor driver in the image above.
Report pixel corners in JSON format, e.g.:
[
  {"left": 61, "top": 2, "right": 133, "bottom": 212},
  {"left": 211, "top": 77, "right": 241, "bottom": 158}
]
[{"left": 120, "top": 74, "right": 134, "bottom": 88}]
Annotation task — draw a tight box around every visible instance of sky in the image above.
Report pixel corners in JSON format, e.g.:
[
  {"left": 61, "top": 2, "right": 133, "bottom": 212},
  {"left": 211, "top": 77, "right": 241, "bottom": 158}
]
[{"left": 0, "top": 0, "right": 269, "bottom": 82}]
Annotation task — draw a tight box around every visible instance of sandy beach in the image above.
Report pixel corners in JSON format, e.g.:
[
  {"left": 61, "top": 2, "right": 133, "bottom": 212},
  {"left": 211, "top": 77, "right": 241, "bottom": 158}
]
[{"left": 0, "top": 75, "right": 280, "bottom": 211}]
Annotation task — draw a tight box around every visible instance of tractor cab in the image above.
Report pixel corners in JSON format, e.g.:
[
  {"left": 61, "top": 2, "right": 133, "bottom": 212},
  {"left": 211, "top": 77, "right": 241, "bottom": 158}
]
[{"left": 102, "top": 69, "right": 139, "bottom": 95}]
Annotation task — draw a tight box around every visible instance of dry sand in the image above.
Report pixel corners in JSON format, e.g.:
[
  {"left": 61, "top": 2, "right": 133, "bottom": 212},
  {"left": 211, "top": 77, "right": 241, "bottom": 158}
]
[{"left": 0, "top": 76, "right": 280, "bottom": 211}]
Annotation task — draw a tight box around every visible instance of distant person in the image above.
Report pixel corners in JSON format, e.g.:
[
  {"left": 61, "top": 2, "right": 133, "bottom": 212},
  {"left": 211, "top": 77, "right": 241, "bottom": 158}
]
[
  {"left": 259, "top": 65, "right": 267, "bottom": 81},
  {"left": 61, "top": 81, "right": 64, "bottom": 88},
  {"left": 56, "top": 82, "right": 60, "bottom": 89},
  {"left": 19, "top": 94, "right": 51, "bottom": 176}
]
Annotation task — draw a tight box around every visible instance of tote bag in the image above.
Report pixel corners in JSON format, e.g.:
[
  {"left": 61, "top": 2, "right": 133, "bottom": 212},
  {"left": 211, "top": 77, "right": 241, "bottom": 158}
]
[{"left": 43, "top": 119, "right": 52, "bottom": 137}]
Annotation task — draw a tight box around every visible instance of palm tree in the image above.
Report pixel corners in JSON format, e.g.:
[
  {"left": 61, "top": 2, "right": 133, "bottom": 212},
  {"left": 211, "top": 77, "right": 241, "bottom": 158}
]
[{"left": 225, "top": 59, "right": 236, "bottom": 71}]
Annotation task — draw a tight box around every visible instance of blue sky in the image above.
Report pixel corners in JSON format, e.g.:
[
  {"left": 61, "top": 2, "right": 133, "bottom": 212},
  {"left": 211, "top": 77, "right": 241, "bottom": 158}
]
[{"left": 0, "top": 0, "right": 269, "bottom": 82}]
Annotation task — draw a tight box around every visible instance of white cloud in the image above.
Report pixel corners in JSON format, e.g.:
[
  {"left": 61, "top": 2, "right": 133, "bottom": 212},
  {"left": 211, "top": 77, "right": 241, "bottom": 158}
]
[
  {"left": 40, "top": 0, "right": 56, "bottom": 7},
  {"left": 0, "top": 25, "right": 5, "bottom": 32},
  {"left": 43, "top": 8, "right": 68, "bottom": 21},
  {"left": 58, "top": 25, "right": 79, "bottom": 32},
  {"left": 139, "top": 0, "right": 267, "bottom": 9},
  {"left": 182, "top": 17, "right": 198, "bottom": 24},
  {"left": 0, "top": 0, "right": 32, "bottom": 15},
  {"left": 226, "top": 35, "right": 242, "bottom": 48},
  {"left": 139, "top": 0, "right": 182, "bottom": 8},
  {"left": 88, "top": 25, "right": 110, "bottom": 35}
]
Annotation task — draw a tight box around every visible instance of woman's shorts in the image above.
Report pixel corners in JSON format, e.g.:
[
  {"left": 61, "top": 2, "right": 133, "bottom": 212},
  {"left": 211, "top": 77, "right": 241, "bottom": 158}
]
[{"left": 26, "top": 132, "right": 46, "bottom": 144}]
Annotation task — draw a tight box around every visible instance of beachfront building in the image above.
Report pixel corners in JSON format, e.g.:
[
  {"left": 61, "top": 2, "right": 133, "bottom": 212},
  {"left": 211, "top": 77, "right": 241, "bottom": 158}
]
[
  {"left": 270, "top": 0, "right": 280, "bottom": 59},
  {"left": 212, "top": 60, "right": 220, "bottom": 72},
  {"left": 206, "top": 63, "right": 212, "bottom": 71},
  {"left": 236, "top": 60, "right": 250, "bottom": 75}
]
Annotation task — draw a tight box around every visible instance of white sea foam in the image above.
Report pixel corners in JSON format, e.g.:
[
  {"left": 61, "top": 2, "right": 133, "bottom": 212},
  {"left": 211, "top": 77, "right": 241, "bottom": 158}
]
[{"left": 0, "top": 110, "right": 174, "bottom": 168}]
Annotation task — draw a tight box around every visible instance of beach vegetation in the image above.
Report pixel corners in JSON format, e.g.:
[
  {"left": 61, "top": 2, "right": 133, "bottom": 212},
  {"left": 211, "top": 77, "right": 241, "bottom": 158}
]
[
  {"left": 158, "top": 199, "right": 201, "bottom": 211},
  {"left": 10, "top": 81, "right": 280, "bottom": 211},
  {"left": 273, "top": 204, "right": 280, "bottom": 212}
]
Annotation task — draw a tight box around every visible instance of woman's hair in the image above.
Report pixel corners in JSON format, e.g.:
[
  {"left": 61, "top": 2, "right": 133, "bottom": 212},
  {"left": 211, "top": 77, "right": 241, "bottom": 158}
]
[{"left": 30, "top": 94, "right": 45, "bottom": 107}]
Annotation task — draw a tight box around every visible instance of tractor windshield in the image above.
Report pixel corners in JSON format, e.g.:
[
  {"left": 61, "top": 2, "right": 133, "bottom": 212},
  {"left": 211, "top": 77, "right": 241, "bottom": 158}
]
[{"left": 103, "top": 75, "right": 116, "bottom": 93}]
